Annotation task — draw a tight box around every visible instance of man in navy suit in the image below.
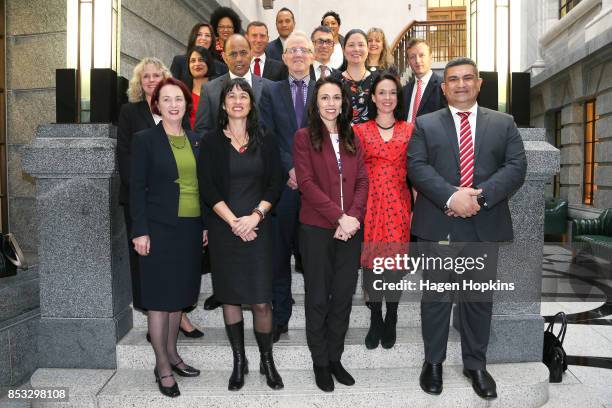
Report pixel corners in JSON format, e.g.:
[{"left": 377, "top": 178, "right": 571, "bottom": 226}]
[
  {"left": 266, "top": 8, "right": 295, "bottom": 61},
  {"left": 260, "top": 31, "right": 315, "bottom": 342},
  {"left": 246, "top": 21, "right": 288, "bottom": 82},
  {"left": 402, "top": 39, "right": 447, "bottom": 122}
]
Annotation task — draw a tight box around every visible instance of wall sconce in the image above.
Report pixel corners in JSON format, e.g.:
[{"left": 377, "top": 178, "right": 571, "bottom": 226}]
[
  {"left": 58, "top": 0, "right": 121, "bottom": 123},
  {"left": 262, "top": 0, "right": 274, "bottom": 10}
]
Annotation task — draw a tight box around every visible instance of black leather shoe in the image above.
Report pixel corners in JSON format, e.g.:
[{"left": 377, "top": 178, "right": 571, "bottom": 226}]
[
  {"left": 171, "top": 359, "right": 200, "bottom": 377},
  {"left": 272, "top": 323, "right": 288, "bottom": 343},
  {"left": 463, "top": 368, "right": 497, "bottom": 399},
  {"left": 146, "top": 332, "right": 151, "bottom": 343},
  {"left": 419, "top": 362, "right": 443, "bottom": 395},
  {"left": 179, "top": 327, "right": 204, "bottom": 338},
  {"left": 313, "top": 364, "right": 334, "bottom": 392},
  {"left": 294, "top": 254, "right": 303, "bottom": 273},
  {"left": 203, "top": 294, "right": 222, "bottom": 310},
  {"left": 154, "top": 368, "right": 180, "bottom": 398},
  {"left": 329, "top": 361, "right": 355, "bottom": 386}
]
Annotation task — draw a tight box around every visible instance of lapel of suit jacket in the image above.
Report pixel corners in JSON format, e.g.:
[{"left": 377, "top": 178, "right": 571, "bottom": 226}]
[
  {"left": 280, "top": 79, "right": 298, "bottom": 129},
  {"left": 309, "top": 65, "right": 316, "bottom": 81},
  {"left": 137, "top": 100, "right": 156, "bottom": 127},
  {"left": 439, "top": 108, "right": 460, "bottom": 168},
  {"left": 417, "top": 74, "right": 439, "bottom": 115},
  {"left": 252, "top": 75, "right": 263, "bottom": 102},
  {"left": 321, "top": 127, "right": 342, "bottom": 198},
  {"left": 474, "top": 106, "right": 489, "bottom": 163},
  {"left": 156, "top": 123, "right": 179, "bottom": 181},
  {"left": 301, "top": 80, "right": 315, "bottom": 128},
  {"left": 404, "top": 80, "right": 415, "bottom": 117}
]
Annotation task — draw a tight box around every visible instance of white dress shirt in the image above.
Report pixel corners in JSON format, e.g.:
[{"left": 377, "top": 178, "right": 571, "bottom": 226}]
[
  {"left": 250, "top": 53, "right": 267, "bottom": 75},
  {"left": 229, "top": 70, "right": 253, "bottom": 87},
  {"left": 407, "top": 69, "right": 433, "bottom": 121},
  {"left": 329, "top": 42, "right": 344, "bottom": 69}
]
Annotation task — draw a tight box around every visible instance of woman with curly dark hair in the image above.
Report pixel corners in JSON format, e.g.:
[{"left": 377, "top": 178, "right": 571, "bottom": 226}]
[
  {"left": 198, "top": 78, "right": 285, "bottom": 392},
  {"left": 293, "top": 76, "right": 368, "bottom": 392},
  {"left": 170, "top": 23, "right": 228, "bottom": 85},
  {"left": 210, "top": 7, "right": 242, "bottom": 59}
]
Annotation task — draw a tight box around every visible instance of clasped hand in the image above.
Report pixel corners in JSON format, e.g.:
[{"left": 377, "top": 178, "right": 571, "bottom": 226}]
[
  {"left": 231, "top": 214, "right": 260, "bottom": 242},
  {"left": 335, "top": 214, "right": 360, "bottom": 241},
  {"left": 445, "top": 187, "right": 482, "bottom": 218}
]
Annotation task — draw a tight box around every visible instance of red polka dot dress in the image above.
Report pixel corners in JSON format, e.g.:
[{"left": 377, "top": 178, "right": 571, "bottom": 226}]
[{"left": 354, "top": 120, "right": 414, "bottom": 268}]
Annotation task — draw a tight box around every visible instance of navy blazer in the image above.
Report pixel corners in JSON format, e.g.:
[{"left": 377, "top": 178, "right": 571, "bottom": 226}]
[
  {"left": 117, "top": 101, "right": 156, "bottom": 205},
  {"left": 260, "top": 77, "right": 315, "bottom": 173},
  {"left": 265, "top": 37, "right": 284, "bottom": 61},
  {"left": 170, "top": 54, "right": 228, "bottom": 85},
  {"left": 402, "top": 71, "right": 447, "bottom": 120},
  {"left": 197, "top": 129, "right": 286, "bottom": 217},
  {"left": 130, "top": 123, "right": 201, "bottom": 238},
  {"left": 261, "top": 56, "right": 288, "bottom": 81}
]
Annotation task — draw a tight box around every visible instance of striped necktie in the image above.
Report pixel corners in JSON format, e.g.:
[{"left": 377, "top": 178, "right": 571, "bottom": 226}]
[{"left": 457, "top": 111, "right": 474, "bottom": 188}]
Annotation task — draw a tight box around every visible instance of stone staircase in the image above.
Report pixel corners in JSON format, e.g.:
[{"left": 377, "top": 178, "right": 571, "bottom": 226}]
[{"left": 31, "top": 269, "right": 550, "bottom": 407}]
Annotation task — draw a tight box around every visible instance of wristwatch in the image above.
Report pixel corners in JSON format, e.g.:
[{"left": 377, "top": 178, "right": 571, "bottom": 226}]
[{"left": 477, "top": 193, "right": 487, "bottom": 208}]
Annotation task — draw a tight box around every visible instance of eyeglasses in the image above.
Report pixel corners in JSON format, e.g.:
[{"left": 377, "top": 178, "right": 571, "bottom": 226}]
[
  {"left": 226, "top": 50, "right": 249, "bottom": 59},
  {"left": 218, "top": 25, "right": 234, "bottom": 31},
  {"left": 285, "top": 47, "right": 312, "bottom": 55},
  {"left": 314, "top": 39, "right": 334, "bottom": 47}
]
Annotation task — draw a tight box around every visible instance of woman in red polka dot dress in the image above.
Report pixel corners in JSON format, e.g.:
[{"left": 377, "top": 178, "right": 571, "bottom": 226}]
[{"left": 354, "top": 71, "right": 413, "bottom": 350}]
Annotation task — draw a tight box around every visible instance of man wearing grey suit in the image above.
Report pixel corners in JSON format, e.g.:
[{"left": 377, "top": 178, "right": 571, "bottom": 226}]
[
  {"left": 194, "top": 34, "right": 273, "bottom": 138},
  {"left": 407, "top": 57, "right": 527, "bottom": 400}
]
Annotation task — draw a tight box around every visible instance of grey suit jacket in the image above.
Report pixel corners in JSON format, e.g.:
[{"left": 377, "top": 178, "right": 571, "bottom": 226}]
[
  {"left": 193, "top": 73, "right": 273, "bottom": 137},
  {"left": 407, "top": 106, "right": 527, "bottom": 242}
]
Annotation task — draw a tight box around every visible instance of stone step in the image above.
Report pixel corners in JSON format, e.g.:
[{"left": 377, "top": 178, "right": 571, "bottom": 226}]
[
  {"left": 132, "top": 293, "right": 421, "bottom": 329},
  {"left": 200, "top": 269, "right": 364, "bottom": 295},
  {"left": 30, "top": 364, "right": 550, "bottom": 408},
  {"left": 117, "top": 326, "right": 461, "bottom": 370}
]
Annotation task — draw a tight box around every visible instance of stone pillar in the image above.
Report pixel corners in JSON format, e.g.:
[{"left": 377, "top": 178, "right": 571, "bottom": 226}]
[
  {"left": 22, "top": 124, "right": 131, "bottom": 369},
  {"left": 453, "top": 128, "right": 560, "bottom": 363}
]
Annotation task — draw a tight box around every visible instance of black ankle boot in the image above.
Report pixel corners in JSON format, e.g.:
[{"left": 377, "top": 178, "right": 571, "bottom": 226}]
[
  {"left": 381, "top": 302, "right": 398, "bottom": 349},
  {"left": 225, "top": 321, "right": 248, "bottom": 391},
  {"left": 365, "top": 302, "right": 384, "bottom": 349},
  {"left": 254, "top": 331, "right": 284, "bottom": 390}
]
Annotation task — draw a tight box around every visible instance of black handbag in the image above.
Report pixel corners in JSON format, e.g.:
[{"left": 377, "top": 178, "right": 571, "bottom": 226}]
[
  {"left": 542, "top": 311, "right": 568, "bottom": 383},
  {"left": 0, "top": 233, "right": 27, "bottom": 278}
]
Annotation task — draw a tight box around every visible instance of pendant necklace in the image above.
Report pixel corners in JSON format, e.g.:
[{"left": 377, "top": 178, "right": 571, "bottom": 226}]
[
  {"left": 168, "top": 131, "right": 187, "bottom": 149},
  {"left": 228, "top": 129, "right": 248, "bottom": 153}
]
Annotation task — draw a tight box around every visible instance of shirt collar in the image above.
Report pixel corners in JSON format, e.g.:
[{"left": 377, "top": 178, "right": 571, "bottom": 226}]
[
  {"left": 448, "top": 102, "right": 478, "bottom": 117},
  {"left": 229, "top": 70, "right": 253, "bottom": 86},
  {"left": 289, "top": 74, "right": 310, "bottom": 86},
  {"left": 414, "top": 69, "right": 433, "bottom": 86},
  {"left": 253, "top": 53, "right": 266, "bottom": 65}
]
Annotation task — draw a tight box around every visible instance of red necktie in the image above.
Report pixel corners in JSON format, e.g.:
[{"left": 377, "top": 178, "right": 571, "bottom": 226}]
[
  {"left": 254, "top": 58, "right": 261, "bottom": 77},
  {"left": 410, "top": 79, "right": 422, "bottom": 123},
  {"left": 458, "top": 112, "right": 474, "bottom": 188}
]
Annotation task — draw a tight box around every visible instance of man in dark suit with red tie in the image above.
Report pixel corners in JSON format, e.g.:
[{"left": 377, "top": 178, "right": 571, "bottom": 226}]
[
  {"left": 402, "top": 38, "right": 447, "bottom": 122},
  {"left": 246, "top": 21, "right": 288, "bottom": 82},
  {"left": 407, "top": 57, "right": 526, "bottom": 400}
]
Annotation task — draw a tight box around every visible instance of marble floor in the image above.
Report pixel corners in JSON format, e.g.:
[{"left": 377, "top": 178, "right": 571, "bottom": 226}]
[{"left": 540, "top": 244, "right": 612, "bottom": 407}]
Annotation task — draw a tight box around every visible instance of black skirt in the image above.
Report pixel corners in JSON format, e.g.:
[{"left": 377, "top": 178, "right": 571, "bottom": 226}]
[{"left": 138, "top": 217, "right": 202, "bottom": 311}]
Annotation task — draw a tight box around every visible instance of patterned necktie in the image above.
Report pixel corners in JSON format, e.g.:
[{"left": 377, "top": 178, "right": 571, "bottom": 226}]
[
  {"left": 254, "top": 58, "right": 261, "bottom": 77},
  {"left": 457, "top": 112, "right": 474, "bottom": 188},
  {"left": 294, "top": 80, "right": 305, "bottom": 127},
  {"left": 410, "top": 79, "right": 423, "bottom": 123},
  {"left": 320, "top": 65, "right": 328, "bottom": 79}
]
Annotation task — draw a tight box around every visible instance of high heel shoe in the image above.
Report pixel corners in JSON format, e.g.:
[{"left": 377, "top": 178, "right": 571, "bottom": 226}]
[
  {"left": 225, "top": 321, "right": 249, "bottom": 391},
  {"left": 153, "top": 367, "right": 180, "bottom": 398},
  {"left": 179, "top": 326, "right": 204, "bottom": 338},
  {"left": 171, "top": 358, "right": 201, "bottom": 377},
  {"left": 255, "top": 331, "right": 284, "bottom": 390}
]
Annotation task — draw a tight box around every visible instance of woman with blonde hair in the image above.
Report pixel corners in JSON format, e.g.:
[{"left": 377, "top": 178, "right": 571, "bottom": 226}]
[
  {"left": 366, "top": 28, "right": 397, "bottom": 74},
  {"left": 118, "top": 57, "right": 203, "bottom": 340}
]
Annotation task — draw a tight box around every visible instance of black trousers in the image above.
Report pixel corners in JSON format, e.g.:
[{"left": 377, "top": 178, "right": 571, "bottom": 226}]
[
  {"left": 123, "top": 204, "right": 145, "bottom": 311},
  {"left": 299, "top": 224, "right": 361, "bottom": 366},
  {"left": 418, "top": 231, "right": 498, "bottom": 370}
]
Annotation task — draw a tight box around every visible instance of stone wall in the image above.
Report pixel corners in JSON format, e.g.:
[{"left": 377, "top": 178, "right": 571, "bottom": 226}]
[{"left": 6, "top": 0, "right": 67, "bottom": 261}]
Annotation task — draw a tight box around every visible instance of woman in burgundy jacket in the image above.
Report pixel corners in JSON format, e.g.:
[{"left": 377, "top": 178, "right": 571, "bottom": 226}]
[{"left": 293, "top": 76, "right": 368, "bottom": 392}]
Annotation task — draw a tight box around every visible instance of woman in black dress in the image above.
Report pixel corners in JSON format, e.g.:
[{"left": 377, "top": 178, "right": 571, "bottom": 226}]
[
  {"left": 198, "top": 78, "right": 286, "bottom": 391},
  {"left": 130, "top": 77, "right": 204, "bottom": 397}
]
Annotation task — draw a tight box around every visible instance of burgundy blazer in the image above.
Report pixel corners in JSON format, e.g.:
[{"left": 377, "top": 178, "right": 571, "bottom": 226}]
[{"left": 293, "top": 127, "right": 369, "bottom": 229}]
